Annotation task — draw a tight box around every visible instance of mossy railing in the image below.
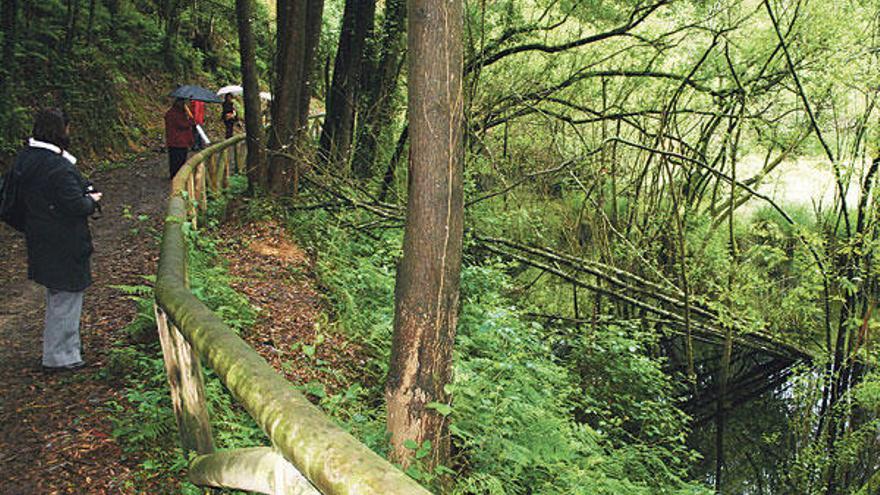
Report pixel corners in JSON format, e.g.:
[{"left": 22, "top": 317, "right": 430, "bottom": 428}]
[{"left": 154, "top": 134, "right": 431, "bottom": 495}]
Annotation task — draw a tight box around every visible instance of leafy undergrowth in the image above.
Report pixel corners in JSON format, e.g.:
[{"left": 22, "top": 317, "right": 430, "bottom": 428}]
[
  {"left": 284, "top": 203, "right": 712, "bottom": 495},
  {"left": 107, "top": 178, "right": 264, "bottom": 493},
  {"left": 106, "top": 178, "right": 369, "bottom": 493},
  {"left": 108, "top": 181, "right": 711, "bottom": 493}
]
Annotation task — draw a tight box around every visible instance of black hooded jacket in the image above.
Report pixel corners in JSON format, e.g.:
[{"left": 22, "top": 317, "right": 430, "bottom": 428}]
[{"left": 14, "top": 145, "right": 97, "bottom": 292}]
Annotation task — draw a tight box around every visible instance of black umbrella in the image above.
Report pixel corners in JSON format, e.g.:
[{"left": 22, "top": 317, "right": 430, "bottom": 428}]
[{"left": 169, "top": 85, "right": 223, "bottom": 103}]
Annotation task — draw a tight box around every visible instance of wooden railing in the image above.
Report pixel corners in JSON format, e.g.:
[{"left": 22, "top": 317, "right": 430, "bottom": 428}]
[{"left": 154, "top": 134, "right": 430, "bottom": 495}]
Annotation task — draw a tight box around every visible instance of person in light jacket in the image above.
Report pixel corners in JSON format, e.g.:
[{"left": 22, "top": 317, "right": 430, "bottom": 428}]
[{"left": 13, "top": 108, "right": 102, "bottom": 371}]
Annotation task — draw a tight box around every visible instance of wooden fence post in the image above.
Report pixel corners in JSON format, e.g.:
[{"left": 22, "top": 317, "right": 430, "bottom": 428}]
[
  {"left": 197, "top": 162, "right": 208, "bottom": 213},
  {"left": 235, "top": 142, "right": 244, "bottom": 175},
  {"left": 187, "top": 174, "right": 198, "bottom": 230},
  {"left": 222, "top": 149, "right": 230, "bottom": 190},
  {"left": 205, "top": 155, "right": 215, "bottom": 194},
  {"left": 210, "top": 153, "right": 222, "bottom": 193},
  {"left": 155, "top": 305, "right": 215, "bottom": 455}
]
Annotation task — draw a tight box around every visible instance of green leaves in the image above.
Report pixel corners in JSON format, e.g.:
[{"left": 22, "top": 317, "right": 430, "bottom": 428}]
[
  {"left": 426, "top": 402, "right": 453, "bottom": 417},
  {"left": 417, "top": 441, "right": 432, "bottom": 459}
]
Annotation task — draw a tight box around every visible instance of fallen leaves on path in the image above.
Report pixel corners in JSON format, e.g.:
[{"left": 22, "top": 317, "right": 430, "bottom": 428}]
[{"left": 217, "top": 216, "right": 369, "bottom": 397}]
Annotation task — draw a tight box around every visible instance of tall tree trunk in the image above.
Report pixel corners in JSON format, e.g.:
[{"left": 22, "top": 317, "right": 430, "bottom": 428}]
[
  {"left": 235, "top": 0, "right": 267, "bottom": 187},
  {"left": 352, "top": 0, "right": 406, "bottom": 179},
  {"left": 385, "top": 0, "right": 464, "bottom": 473},
  {"left": 268, "top": 0, "right": 323, "bottom": 194},
  {"left": 85, "top": 0, "right": 96, "bottom": 45},
  {"left": 268, "top": 0, "right": 307, "bottom": 193},
  {"left": 318, "top": 0, "right": 376, "bottom": 172},
  {"left": 64, "top": 0, "right": 80, "bottom": 52},
  {"left": 715, "top": 108, "right": 742, "bottom": 494},
  {"left": 1, "top": 0, "right": 19, "bottom": 91},
  {"left": 378, "top": 124, "right": 408, "bottom": 202},
  {"left": 296, "top": 0, "right": 323, "bottom": 136},
  {"left": 163, "top": 0, "right": 183, "bottom": 71}
]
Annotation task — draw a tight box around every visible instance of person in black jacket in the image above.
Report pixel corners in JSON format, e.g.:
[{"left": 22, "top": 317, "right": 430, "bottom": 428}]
[
  {"left": 221, "top": 93, "right": 238, "bottom": 139},
  {"left": 13, "top": 109, "right": 102, "bottom": 371}
]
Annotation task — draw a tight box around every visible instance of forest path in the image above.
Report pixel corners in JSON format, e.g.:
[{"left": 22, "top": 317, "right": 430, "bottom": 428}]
[{"left": 0, "top": 151, "right": 169, "bottom": 494}]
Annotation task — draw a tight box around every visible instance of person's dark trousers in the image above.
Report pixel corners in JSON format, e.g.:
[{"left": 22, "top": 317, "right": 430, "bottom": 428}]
[
  {"left": 168, "top": 147, "right": 188, "bottom": 179},
  {"left": 224, "top": 122, "right": 234, "bottom": 139}
]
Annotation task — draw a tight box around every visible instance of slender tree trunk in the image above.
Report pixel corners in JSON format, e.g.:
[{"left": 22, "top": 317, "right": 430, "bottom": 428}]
[
  {"left": 86, "top": 0, "right": 96, "bottom": 44},
  {"left": 236, "top": 0, "right": 267, "bottom": 187},
  {"left": 292, "top": 0, "right": 324, "bottom": 195},
  {"left": 1, "top": 0, "right": 18, "bottom": 91},
  {"left": 715, "top": 105, "right": 743, "bottom": 494},
  {"left": 385, "top": 0, "right": 464, "bottom": 473},
  {"left": 163, "top": 0, "right": 182, "bottom": 71},
  {"left": 296, "top": 0, "right": 323, "bottom": 134},
  {"left": 318, "top": 0, "right": 375, "bottom": 172},
  {"left": 352, "top": 0, "right": 406, "bottom": 179},
  {"left": 378, "top": 124, "right": 407, "bottom": 202},
  {"left": 65, "top": 0, "right": 80, "bottom": 52}
]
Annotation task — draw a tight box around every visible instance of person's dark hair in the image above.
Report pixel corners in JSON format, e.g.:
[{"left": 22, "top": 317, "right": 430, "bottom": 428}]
[{"left": 32, "top": 108, "right": 70, "bottom": 149}]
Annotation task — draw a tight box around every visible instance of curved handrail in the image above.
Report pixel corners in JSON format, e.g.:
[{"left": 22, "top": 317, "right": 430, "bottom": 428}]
[{"left": 154, "top": 134, "right": 430, "bottom": 495}]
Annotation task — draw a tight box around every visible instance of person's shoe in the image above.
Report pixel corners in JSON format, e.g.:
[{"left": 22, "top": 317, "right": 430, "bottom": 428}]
[{"left": 42, "top": 361, "right": 86, "bottom": 373}]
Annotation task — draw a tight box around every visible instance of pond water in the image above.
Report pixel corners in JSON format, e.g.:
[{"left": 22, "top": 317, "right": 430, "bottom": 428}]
[{"left": 738, "top": 154, "right": 864, "bottom": 216}]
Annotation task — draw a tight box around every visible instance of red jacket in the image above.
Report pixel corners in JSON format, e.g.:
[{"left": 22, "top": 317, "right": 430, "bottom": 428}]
[
  {"left": 165, "top": 106, "right": 194, "bottom": 148},
  {"left": 189, "top": 100, "right": 205, "bottom": 125}
]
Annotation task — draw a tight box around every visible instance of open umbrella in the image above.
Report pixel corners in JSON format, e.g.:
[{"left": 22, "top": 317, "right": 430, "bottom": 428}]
[
  {"left": 217, "top": 85, "right": 243, "bottom": 96},
  {"left": 170, "top": 85, "right": 223, "bottom": 103},
  {"left": 217, "top": 85, "right": 272, "bottom": 101}
]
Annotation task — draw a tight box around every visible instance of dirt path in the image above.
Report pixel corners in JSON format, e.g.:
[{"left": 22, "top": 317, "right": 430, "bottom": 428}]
[
  {"left": 216, "top": 218, "right": 366, "bottom": 393},
  {"left": 0, "top": 152, "right": 169, "bottom": 494}
]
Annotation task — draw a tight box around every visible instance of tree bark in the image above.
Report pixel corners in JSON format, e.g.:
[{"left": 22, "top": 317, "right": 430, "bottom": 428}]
[
  {"left": 1, "top": 0, "right": 18, "bottom": 91},
  {"left": 85, "top": 0, "right": 96, "bottom": 44},
  {"left": 268, "top": 0, "right": 307, "bottom": 193},
  {"left": 235, "top": 0, "right": 267, "bottom": 187},
  {"left": 64, "top": 0, "right": 80, "bottom": 52},
  {"left": 352, "top": 0, "right": 406, "bottom": 179},
  {"left": 318, "top": 0, "right": 376, "bottom": 172},
  {"left": 296, "top": 0, "right": 323, "bottom": 133},
  {"left": 385, "top": 0, "right": 464, "bottom": 473},
  {"left": 268, "top": 0, "right": 323, "bottom": 194},
  {"left": 163, "top": 0, "right": 183, "bottom": 71}
]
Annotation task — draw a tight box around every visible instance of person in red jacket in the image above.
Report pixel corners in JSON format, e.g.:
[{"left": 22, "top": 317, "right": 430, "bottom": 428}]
[
  {"left": 165, "top": 98, "right": 195, "bottom": 179},
  {"left": 189, "top": 100, "right": 206, "bottom": 150}
]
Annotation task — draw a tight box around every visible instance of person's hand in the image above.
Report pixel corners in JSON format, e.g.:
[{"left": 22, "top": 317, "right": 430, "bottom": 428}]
[{"left": 89, "top": 192, "right": 103, "bottom": 203}]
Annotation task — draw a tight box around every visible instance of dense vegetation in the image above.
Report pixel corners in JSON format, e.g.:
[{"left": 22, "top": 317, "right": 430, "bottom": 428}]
[
  {"left": 5, "top": 0, "right": 880, "bottom": 493},
  {"left": 0, "top": 0, "right": 273, "bottom": 159}
]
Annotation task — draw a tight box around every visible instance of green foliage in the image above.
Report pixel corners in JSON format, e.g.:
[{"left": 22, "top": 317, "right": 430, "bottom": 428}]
[
  {"left": 107, "top": 210, "right": 263, "bottom": 491},
  {"left": 288, "top": 207, "right": 401, "bottom": 378},
  {"left": 854, "top": 372, "right": 880, "bottom": 412},
  {"left": 449, "top": 266, "right": 703, "bottom": 494},
  {"left": 109, "top": 276, "right": 158, "bottom": 342},
  {"left": 286, "top": 205, "right": 708, "bottom": 494},
  {"left": 183, "top": 193, "right": 258, "bottom": 332},
  {"left": 0, "top": 0, "right": 273, "bottom": 157}
]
